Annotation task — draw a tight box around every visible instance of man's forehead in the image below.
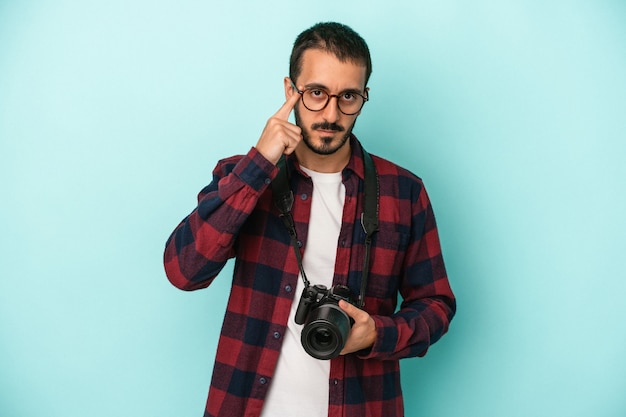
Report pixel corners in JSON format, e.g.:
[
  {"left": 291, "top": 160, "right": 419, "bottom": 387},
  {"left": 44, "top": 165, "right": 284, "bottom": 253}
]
[{"left": 298, "top": 49, "right": 367, "bottom": 89}]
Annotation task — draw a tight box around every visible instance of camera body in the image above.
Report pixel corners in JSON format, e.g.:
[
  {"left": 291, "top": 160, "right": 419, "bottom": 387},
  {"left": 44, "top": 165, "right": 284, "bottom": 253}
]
[{"left": 294, "top": 284, "right": 355, "bottom": 360}]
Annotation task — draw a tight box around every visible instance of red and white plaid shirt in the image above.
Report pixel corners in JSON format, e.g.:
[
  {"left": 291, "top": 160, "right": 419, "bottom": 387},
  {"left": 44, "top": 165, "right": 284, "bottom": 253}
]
[{"left": 164, "top": 136, "right": 456, "bottom": 417}]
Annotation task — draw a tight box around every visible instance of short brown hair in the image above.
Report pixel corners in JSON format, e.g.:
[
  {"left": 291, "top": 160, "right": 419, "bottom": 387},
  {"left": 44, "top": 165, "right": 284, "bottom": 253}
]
[{"left": 289, "top": 22, "right": 372, "bottom": 87}]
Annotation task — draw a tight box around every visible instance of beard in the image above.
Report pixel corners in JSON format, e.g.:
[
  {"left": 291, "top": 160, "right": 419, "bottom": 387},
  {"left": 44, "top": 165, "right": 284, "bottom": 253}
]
[{"left": 294, "top": 106, "right": 356, "bottom": 155}]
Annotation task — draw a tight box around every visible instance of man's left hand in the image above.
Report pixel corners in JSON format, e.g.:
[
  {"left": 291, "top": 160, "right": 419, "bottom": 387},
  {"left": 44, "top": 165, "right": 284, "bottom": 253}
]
[{"left": 338, "top": 300, "right": 377, "bottom": 355}]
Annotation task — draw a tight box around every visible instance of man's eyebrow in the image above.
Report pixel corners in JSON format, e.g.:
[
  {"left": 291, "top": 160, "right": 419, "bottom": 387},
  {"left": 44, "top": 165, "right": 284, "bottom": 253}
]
[
  {"left": 304, "top": 83, "right": 329, "bottom": 90},
  {"left": 304, "top": 83, "right": 364, "bottom": 94}
]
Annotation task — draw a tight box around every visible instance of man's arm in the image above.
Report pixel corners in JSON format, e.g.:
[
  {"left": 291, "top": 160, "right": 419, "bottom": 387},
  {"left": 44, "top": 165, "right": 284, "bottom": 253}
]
[
  {"left": 163, "top": 88, "right": 303, "bottom": 291},
  {"left": 343, "top": 182, "right": 456, "bottom": 360},
  {"left": 163, "top": 149, "right": 277, "bottom": 291}
]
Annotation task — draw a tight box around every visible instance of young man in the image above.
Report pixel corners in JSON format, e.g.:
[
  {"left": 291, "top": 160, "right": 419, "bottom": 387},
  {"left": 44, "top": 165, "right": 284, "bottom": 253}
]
[{"left": 164, "top": 22, "right": 456, "bottom": 417}]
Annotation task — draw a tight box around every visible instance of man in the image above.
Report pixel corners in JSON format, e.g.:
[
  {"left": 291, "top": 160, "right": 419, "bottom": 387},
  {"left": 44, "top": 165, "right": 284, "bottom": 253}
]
[{"left": 164, "top": 22, "right": 455, "bottom": 417}]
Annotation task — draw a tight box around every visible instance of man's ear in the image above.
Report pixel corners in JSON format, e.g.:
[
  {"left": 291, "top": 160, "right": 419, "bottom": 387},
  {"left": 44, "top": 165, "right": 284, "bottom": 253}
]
[
  {"left": 356, "top": 86, "right": 370, "bottom": 116},
  {"left": 284, "top": 77, "right": 295, "bottom": 100}
]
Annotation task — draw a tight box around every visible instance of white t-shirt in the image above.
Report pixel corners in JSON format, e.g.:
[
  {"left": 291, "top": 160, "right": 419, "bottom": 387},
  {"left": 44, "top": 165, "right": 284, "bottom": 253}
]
[{"left": 260, "top": 167, "right": 345, "bottom": 417}]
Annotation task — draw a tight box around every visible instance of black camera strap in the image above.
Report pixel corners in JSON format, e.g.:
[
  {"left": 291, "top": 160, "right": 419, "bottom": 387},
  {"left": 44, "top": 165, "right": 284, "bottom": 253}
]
[
  {"left": 273, "top": 149, "right": 379, "bottom": 308},
  {"left": 359, "top": 148, "right": 379, "bottom": 307},
  {"left": 273, "top": 155, "right": 311, "bottom": 288}
]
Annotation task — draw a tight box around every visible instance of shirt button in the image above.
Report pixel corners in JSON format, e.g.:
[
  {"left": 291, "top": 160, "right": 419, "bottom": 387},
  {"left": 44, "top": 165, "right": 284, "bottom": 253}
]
[
  {"left": 285, "top": 285, "right": 292, "bottom": 293},
  {"left": 340, "top": 240, "right": 346, "bottom": 247},
  {"left": 333, "top": 379, "right": 339, "bottom": 385},
  {"left": 259, "top": 377, "right": 268, "bottom": 385},
  {"left": 297, "top": 240, "right": 303, "bottom": 248},
  {"left": 264, "top": 178, "right": 271, "bottom": 185},
  {"left": 273, "top": 332, "right": 281, "bottom": 339},
  {"left": 300, "top": 193, "right": 308, "bottom": 200}
]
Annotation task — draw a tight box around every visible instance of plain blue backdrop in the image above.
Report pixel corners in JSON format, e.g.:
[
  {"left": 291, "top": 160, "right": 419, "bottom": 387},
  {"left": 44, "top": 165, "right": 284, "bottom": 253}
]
[{"left": 1, "top": 1, "right": 625, "bottom": 416}]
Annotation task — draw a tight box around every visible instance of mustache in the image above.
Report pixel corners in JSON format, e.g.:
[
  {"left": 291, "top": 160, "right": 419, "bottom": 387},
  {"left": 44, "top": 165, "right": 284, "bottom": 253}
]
[{"left": 311, "top": 122, "right": 344, "bottom": 132}]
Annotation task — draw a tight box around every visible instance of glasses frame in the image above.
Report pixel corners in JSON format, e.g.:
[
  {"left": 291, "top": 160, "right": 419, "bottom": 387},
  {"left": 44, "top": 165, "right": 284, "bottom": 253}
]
[{"left": 290, "top": 80, "right": 368, "bottom": 116}]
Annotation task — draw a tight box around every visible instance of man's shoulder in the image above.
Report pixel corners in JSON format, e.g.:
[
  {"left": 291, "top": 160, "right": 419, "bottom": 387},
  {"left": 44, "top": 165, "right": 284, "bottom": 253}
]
[{"left": 368, "top": 152, "right": 424, "bottom": 185}]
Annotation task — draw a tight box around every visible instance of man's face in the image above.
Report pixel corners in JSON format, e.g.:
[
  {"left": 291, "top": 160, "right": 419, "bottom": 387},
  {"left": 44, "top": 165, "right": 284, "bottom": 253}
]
[{"left": 289, "top": 49, "right": 368, "bottom": 156}]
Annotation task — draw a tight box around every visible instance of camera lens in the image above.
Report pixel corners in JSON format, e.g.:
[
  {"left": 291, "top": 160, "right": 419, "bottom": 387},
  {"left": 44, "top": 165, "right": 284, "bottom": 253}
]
[
  {"left": 301, "top": 303, "right": 351, "bottom": 360},
  {"left": 314, "top": 329, "right": 332, "bottom": 347}
]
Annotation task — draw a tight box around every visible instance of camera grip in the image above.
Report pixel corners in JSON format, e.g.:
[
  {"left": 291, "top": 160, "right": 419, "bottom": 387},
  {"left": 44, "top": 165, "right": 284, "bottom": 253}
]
[{"left": 294, "top": 286, "right": 316, "bottom": 325}]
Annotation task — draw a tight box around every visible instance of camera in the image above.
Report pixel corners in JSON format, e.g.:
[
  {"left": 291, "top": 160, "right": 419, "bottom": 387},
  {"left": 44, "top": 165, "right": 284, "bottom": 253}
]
[{"left": 294, "top": 284, "right": 355, "bottom": 360}]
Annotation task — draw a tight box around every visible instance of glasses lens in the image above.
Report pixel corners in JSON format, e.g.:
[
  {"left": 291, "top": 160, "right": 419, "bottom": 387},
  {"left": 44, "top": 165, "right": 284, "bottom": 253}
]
[
  {"left": 302, "top": 90, "right": 329, "bottom": 111},
  {"left": 338, "top": 93, "right": 364, "bottom": 115}
]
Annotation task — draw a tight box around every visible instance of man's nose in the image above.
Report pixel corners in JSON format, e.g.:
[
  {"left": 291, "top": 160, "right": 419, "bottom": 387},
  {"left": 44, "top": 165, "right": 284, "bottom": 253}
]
[{"left": 321, "top": 96, "right": 341, "bottom": 123}]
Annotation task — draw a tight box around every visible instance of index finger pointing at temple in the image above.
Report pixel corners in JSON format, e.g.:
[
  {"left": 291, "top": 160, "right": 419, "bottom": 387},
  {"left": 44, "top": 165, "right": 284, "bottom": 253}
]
[{"left": 274, "top": 88, "right": 301, "bottom": 120}]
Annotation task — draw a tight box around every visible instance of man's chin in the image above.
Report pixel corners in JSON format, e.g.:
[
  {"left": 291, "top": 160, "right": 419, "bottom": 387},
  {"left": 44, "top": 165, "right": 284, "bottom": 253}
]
[{"left": 303, "top": 134, "right": 349, "bottom": 156}]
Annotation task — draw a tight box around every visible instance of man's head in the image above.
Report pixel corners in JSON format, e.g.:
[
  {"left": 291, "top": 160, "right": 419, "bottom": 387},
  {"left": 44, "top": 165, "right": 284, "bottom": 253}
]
[
  {"left": 287, "top": 23, "right": 372, "bottom": 162},
  {"left": 289, "top": 22, "right": 372, "bottom": 89}
]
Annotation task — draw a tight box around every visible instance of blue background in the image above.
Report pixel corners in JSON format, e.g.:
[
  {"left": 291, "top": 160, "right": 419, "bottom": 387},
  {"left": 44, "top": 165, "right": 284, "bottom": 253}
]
[{"left": 1, "top": 1, "right": 625, "bottom": 416}]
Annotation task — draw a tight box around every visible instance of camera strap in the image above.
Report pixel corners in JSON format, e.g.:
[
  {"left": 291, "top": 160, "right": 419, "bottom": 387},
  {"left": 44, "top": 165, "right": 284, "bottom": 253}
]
[{"left": 273, "top": 149, "right": 379, "bottom": 308}]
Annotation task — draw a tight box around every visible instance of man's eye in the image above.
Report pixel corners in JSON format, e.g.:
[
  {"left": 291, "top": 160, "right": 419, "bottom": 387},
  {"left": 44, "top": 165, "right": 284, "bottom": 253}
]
[
  {"left": 342, "top": 93, "right": 356, "bottom": 101},
  {"left": 310, "top": 89, "right": 324, "bottom": 97}
]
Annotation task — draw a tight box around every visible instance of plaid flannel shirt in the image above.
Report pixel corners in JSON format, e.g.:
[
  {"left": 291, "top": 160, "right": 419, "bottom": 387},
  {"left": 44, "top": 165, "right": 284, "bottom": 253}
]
[{"left": 164, "top": 136, "right": 456, "bottom": 417}]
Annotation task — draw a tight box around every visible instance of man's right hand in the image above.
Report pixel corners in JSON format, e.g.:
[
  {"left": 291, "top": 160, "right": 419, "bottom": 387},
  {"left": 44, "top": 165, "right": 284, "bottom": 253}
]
[{"left": 255, "top": 87, "right": 303, "bottom": 165}]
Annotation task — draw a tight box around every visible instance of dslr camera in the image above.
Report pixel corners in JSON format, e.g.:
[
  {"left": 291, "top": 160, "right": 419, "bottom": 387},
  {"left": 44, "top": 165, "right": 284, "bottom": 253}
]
[{"left": 294, "top": 284, "right": 355, "bottom": 360}]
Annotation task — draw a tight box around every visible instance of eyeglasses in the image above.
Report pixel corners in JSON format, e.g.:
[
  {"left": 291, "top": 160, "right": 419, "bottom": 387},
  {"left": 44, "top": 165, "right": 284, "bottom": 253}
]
[{"left": 290, "top": 80, "right": 368, "bottom": 116}]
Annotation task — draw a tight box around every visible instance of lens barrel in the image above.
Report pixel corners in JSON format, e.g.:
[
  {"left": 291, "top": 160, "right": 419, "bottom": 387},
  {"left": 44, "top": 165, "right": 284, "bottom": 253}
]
[{"left": 300, "top": 303, "right": 351, "bottom": 360}]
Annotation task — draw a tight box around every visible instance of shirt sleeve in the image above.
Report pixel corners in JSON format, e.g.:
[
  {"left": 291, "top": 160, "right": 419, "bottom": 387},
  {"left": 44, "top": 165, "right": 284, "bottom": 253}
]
[
  {"left": 360, "top": 184, "right": 456, "bottom": 361},
  {"left": 163, "top": 147, "right": 277, "bottom": 291}
]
